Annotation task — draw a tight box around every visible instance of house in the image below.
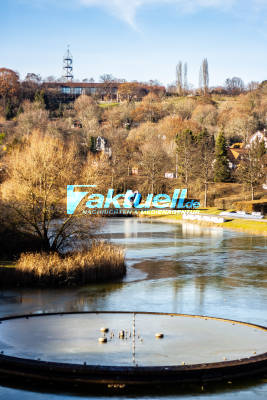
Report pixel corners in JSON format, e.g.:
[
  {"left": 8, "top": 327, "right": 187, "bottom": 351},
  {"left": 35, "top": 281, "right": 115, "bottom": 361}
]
[
  {"left": 95, "top": 136, "right": 112, "bottom": 157},
  {"left": 227, "top": 143, "right": 246, "bottom": 169},
  {"left": 165, "top": 172, "right": 174, "bottom": 179},
  {"left": 131, "top": 166, "right": 138, "bottom": 175},
  {"left": 72, "top": 120, "right": 82, "bottom": 129},
  {"left": 247, "top": 130, "right": 267, "bottom": 149}
]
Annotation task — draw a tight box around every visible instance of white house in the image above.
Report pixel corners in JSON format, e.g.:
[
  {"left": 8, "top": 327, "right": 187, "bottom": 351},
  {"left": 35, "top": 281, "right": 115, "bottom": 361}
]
[
  {"left": 247, "top": 130, "right": 267, "bottom": 149},
  {"left": 95, "top": 136, "right": 112, "bottom": 157}
]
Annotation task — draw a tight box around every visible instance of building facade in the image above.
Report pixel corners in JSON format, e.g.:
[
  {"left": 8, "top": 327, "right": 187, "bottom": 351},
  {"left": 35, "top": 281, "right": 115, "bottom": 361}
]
[{"left": 59, "top": 82, "right": 119, "bottom": 100}]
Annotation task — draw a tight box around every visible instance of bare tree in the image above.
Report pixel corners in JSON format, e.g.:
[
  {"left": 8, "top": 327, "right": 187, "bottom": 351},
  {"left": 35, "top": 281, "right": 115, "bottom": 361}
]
[
  {"left": 247, "top": 81, "right": 259, "bottom": 92},
  {"left": 176, "top": 61, "right": 183, "bottom": 96},
  {"left": 199, "top": 58, "right": 209, "bottom": 95},
  {"left": 82, "top": 152, "right": 111, "bottom": 194},
  {"left": 1, "top": 131, "right": 96, "bottom": 252},
  {"left": 25, "top": 73, "right": 42, "bottom": 85},
  {"left": 44, "top": 76, "right": 57, "bottom": 83},
  {"left": 139, "top": 139, "right": 167, "bottom": 193},
  {"left": 183, "top": 62, "right": 188, "bottom": 93},
  {"left": 74, "top": 94, "right": 101, "bottom": 139},
  {"left": 236, "top": 138, "right": 266, "bottom": 200},
  {"left": 99, "top": 74, "right": 117, "bottom": 100},
  {"left": 199, "top": 66, "right": 203, "bottom": 93},
  {"left": 17, "top": 100, "right": 49, "bottom": 135},
  {"left": 225, "top": 77, "right": 244, "bottom": 94}
]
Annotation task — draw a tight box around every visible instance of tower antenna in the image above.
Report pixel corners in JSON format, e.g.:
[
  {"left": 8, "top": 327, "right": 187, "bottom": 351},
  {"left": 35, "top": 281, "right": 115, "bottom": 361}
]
[{"left": 63, "top": 45, "right": 73, "bottom": 81}]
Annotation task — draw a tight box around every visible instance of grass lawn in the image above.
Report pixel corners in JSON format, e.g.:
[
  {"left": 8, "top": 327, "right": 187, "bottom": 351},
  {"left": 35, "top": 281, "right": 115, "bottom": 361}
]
[
  {"left": 221, "top": 219, "right": 267, "bottom": 235},
  {"left": 99, "top": 102, "right": 119, "bottom": 108},
  {"left": 0, "top": 261, "right": 16, "bottom": 268},
  {"left": 146, "top": 209, "right": 267, "bottom": 236},
  {"left": 197, "top": 207, "right": 224, "bottom": 215},
  {"left": 139, "top": 211, "right": 183, "bottom": 220}
]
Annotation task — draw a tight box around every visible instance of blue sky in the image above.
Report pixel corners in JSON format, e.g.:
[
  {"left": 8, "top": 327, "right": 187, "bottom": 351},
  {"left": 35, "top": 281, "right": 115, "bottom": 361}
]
[{"left": 1, "top": 0, "right": 267, "bottom": 87}]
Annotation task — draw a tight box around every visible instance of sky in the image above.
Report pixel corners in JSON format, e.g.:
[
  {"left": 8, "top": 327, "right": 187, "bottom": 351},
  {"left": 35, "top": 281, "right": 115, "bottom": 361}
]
[{"left": 1, "top": 0, "right": 267, "bottom": 87}]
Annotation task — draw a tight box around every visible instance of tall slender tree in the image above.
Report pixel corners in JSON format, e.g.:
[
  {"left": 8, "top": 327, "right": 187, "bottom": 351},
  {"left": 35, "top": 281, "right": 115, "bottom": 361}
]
[
  {"left": 183, "top": 62, "right": 188, "bottom": 92},
  {"left": 199, "top": 58, "right": 209, "bottom": 95},
  {"left": 214, "top": 131, "right": 231, "bottom": 182},
  {"left": 176, "top": 61, "right": 183, "bottom": 96}
]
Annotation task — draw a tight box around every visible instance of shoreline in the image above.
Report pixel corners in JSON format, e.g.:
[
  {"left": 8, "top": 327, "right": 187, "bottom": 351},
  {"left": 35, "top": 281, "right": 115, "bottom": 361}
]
[{"left": 146, "top": 213, "right": 267, "bottom": 236}]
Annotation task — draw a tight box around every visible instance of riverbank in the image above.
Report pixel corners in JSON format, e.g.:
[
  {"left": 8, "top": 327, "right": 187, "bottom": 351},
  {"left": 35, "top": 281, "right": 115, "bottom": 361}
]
[
  {"left": 145, "top": 209, "right": 267, "bottom": 236},
  {"left": 0, "top": 242, "right": 126, "bottom": 288}
]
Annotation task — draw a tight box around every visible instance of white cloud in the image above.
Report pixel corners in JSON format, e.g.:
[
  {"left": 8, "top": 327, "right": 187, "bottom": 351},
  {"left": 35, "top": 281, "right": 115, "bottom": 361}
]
[{"left": 79, "top": 0, "right": 142, "bottom": 27}]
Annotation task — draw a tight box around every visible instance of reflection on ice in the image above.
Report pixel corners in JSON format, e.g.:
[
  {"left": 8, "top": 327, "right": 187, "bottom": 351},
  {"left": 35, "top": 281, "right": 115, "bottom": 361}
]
[
  {"left": 182, "top": 222, "right": 224, "bottom": 237},
  {"left": 123, "top": 218, "right": 139, "bottom": 238}
]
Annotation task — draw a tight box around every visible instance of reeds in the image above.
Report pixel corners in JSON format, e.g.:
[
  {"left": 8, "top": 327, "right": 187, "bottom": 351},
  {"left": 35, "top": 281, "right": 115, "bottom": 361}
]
[{"left": 0, "top": 242, "right": 126, "bottom": 287}]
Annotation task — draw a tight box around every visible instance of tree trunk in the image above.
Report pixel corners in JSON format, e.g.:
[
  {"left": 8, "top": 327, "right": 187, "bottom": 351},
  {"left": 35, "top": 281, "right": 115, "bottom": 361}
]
[
  {"left": 204, "top": 182, "right": 207, "bottom": 208},
  {"left": 251, "top": 184, "right": 254, "bottom": 201}
]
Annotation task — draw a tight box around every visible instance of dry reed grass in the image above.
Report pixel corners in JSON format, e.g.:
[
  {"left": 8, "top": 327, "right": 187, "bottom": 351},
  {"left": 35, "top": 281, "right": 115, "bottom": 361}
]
[{"left": 1, "top": 242, "right": 126, "bottom": 287}]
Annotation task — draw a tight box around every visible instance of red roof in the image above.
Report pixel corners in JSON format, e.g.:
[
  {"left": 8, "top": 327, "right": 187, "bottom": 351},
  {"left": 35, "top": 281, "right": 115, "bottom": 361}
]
[
  {"left": 44, "top": 82, "right": 165, "bottom": 91},
  {"left": 59, "top": 82, "right": 119, "bottom": 88}
]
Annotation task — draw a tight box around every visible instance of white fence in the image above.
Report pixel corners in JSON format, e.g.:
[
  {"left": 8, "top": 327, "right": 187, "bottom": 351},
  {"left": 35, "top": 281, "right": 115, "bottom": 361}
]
[{"left": 182, "top": 214, "right": 225, "bottom": 224}]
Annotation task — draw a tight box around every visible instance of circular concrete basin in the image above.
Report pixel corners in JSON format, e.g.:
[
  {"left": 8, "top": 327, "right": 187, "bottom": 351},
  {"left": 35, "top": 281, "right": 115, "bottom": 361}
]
[{"left": 0, "top": 312, "right": 266, "bottom": 388}]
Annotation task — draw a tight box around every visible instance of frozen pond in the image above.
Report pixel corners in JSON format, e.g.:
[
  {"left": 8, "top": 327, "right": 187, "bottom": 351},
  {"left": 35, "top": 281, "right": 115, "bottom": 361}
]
[{"left": 0, "top": 218, "right": 267, "bottom": 398}]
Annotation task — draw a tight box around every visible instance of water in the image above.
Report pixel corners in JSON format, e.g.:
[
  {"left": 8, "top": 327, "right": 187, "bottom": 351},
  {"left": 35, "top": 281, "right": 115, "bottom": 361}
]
[{"left": 0, "top": 218, "right": 266, "bottom": 399}]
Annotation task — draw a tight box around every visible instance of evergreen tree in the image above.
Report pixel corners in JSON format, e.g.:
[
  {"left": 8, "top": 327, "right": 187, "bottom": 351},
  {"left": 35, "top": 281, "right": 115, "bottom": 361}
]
[
  {"left": 5, "top": 100, "right": 13, "bottom": 120},
  {"left": 16, "top": 104, "right": 23, "bottom": 117},
  {"left": 194, "top": 131, "right": 215, "bottom": 207},
  {"left": 90, "top": 136, "right": 97, "bottom": 152},
  {"left": 57, "top": 102, "right": 64, "bottom": 118},
  {"left": 0, "top": 132, "right": 5, "bottom": 145},
  {"left": 214, "top": 131, "right": 230, "bottom": 182},
  {"left": 34, "top": 90, "right": 45, "bottom": 108},
  {"left": 176, "top": 129, "right": 195, "bottom": 189}
]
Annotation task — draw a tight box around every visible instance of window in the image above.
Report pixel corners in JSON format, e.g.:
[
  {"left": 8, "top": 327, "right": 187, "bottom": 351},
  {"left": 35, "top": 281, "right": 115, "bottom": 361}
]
[
  {"left": 62, "top": 86, "right": 71, "bottom": 94},
  {"left": 74, "top": 87, "right": 82, "bottom": 95}
]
